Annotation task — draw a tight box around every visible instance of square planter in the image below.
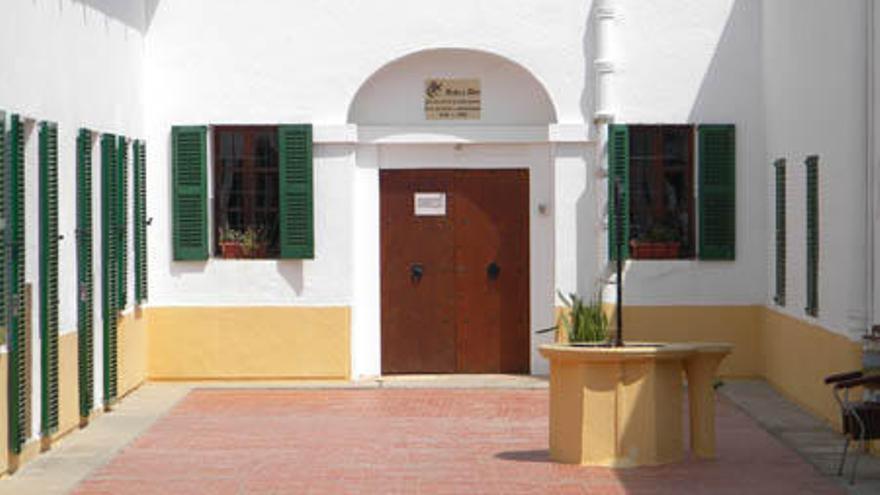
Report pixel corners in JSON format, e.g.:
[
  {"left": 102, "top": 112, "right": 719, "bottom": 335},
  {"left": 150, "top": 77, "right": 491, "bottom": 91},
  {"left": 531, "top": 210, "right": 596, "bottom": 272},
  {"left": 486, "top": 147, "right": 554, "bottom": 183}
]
[
  {"left": 220, "top": 242, "right": 244, "bottom": 259},
  {"left": 630, "top": 241, "right": 680, "bottom": 260}
]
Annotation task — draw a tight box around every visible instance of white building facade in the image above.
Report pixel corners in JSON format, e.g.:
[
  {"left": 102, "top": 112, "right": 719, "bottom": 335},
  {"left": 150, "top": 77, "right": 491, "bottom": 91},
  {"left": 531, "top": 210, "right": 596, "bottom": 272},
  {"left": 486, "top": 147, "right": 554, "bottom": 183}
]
[{"left": 0, "top": 0, "right": 878, "bottom": 469}]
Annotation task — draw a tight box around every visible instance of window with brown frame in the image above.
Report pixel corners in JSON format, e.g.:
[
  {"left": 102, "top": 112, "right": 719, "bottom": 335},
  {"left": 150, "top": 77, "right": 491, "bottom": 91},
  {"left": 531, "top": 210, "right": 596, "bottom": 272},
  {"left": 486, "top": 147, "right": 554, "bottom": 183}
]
[
  {"left": 628, "top": 125, "right": 695, "bottom": 259},
  {"left": 213, "top": 126, "right": 280, "bottom": 259}
]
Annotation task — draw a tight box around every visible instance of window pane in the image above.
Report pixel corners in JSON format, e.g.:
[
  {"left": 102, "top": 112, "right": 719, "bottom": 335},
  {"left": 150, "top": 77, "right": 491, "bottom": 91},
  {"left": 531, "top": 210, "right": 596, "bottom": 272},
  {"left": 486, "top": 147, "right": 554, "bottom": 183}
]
[
  {"left": 213, "top": 127, "right": 280, "bottom": 258},
  {"left": 628, "top": 125, "right": 694, "bottom": 259}
]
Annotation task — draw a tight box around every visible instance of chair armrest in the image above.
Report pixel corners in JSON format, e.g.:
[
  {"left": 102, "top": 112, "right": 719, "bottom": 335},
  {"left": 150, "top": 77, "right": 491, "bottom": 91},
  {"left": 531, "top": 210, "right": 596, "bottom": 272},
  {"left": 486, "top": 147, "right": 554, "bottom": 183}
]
[
  {"left": 825, "top": 371, "right": 863, "bottom": 385},
  {"left": 834, "top": 375, "right": 880, "bottom": 390}
]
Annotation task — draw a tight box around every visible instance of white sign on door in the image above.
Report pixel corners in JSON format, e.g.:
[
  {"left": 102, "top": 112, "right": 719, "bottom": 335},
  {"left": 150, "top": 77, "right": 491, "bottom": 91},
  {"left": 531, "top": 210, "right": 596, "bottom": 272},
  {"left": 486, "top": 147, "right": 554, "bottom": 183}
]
[{"left": 414, "top": 192, "right": 446, "bottom": 216}]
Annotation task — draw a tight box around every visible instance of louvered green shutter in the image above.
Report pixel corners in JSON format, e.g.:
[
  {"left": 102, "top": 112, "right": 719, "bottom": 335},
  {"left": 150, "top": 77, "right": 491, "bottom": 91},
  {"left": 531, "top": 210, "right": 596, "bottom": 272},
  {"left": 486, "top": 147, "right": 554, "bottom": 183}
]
[
  {"left": 8, "top": 114, "right": 28, "bottom": 453},
  {"left": 101, "top": 134, "right": 119, "bottom": 405},
  {"left": 607, "top": 124, "right": 630, "bottom": 260},
  {"left": 698, "top": 125, "right": 736, "bottom": 260},
  {"left": 39, "top": 122, "right": 60, "bottom": 436},
  {"left": 77, "top": 129, "right": 95, "bottom": 419},
  {"left": 774, "top": 159, "right": 786, "bottom": 306},
  {"left": 172, "top": 126, "right": 208, "bottom": 260},
  {"left": 117, "top": 137, "right": 128, "bottom": 308},
  {"left": 134, "top": 141, "right": 148, "bottom": 303},
  {"left": 0, "top": 112, "right": 6, "bottom": 329},
  {"left": 805, "top": 156, "right": 819, "bottom": 316},
  {"left": 278, "top": 125, "right": 314, "bottom": 259}
]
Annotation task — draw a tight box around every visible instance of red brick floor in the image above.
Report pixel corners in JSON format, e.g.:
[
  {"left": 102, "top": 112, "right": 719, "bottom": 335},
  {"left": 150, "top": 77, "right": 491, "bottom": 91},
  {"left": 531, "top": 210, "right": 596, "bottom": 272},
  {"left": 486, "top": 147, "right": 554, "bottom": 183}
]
[{"left": 73, "top": 389, "right": 842, "bottom": 494}]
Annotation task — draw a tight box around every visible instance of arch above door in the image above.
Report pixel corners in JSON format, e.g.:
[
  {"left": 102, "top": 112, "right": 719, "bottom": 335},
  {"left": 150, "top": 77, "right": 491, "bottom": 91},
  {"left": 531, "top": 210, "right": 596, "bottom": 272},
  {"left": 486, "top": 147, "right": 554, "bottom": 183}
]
[{"left": 347, "top": 48, "right": 558, "bottom": 127}]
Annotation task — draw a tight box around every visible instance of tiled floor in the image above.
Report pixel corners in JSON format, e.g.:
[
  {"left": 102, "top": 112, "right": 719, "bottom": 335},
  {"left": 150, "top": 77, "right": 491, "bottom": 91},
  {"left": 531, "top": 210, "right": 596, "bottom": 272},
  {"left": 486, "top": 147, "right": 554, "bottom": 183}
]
[
  {"left": 72, "top": 389, "right": 842, "bottom": 494},
  {"left": 721, "top": 381, "right": 880, "bottom": 495}
]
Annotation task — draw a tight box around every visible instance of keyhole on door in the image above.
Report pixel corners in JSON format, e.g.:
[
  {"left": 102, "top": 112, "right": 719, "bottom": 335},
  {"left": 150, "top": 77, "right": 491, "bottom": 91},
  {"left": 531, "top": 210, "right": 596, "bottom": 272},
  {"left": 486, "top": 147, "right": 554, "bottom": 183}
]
[
  {"left": 487, "top": 261, "right": 501, "bottom": 280},
  {"left": 410, "top": 263, "right": 424, "bottom": 283}
]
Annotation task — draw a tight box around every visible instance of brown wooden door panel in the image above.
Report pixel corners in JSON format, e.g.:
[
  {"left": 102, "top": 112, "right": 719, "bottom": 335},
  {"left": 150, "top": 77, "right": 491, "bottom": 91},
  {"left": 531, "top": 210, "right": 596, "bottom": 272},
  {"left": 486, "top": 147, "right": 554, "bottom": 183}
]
[
  {"left": 454, "top": 170, "right": 530, "bottom": 373},
  {"left": 381, "top": 169, "right": 530, "bottom": 374},
  {"left": 381, "top": 170, "right": 457, "bottom": 373}
]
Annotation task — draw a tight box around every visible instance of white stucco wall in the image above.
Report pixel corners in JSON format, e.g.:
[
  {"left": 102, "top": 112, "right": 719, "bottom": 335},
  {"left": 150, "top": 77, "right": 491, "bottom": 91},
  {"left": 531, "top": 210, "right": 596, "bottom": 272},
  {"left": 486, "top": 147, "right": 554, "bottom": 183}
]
[
  {"left": 144, "top": 0, "right": 591, "bottom": 127},
  {"left": 0, "top": 0, "right": 146, "bottom": 440},
  {"left": 349, "top": 48, "right": 557, "bottom": 125},
  {"left": 141, "top": 0, "right": 783, "bottom": 375},
  {"left": 143, "top": 1, "right": 585, "bottom": 310},
  {"left": 607, "top": 0, "right": 768, "bottom": 306},
  {"left": 10, "top": 0, "right": 861, "bottom": 382},
  {"left": 763, "top": 0, "right": 870, "bottom": 339}
]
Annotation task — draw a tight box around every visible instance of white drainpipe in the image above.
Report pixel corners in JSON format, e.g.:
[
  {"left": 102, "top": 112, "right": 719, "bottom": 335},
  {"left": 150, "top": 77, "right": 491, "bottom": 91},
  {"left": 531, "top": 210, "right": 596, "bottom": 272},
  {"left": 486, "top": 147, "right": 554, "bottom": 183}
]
[
  {"left": 867, "top": 0, "right": 876, "bottom": 335},
  {"left": 595, "top": 0, "right": 618, "bottom": 300},
  {"left": 594, "top": 0, "right": 616, "bottom": 123}
]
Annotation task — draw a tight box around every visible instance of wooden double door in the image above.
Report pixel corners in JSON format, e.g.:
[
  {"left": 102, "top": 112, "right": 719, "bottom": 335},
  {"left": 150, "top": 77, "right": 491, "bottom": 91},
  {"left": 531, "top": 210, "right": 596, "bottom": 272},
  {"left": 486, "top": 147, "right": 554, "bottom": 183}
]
[{"left": 381, "top": 169, "right": 530, "bottom": 374}]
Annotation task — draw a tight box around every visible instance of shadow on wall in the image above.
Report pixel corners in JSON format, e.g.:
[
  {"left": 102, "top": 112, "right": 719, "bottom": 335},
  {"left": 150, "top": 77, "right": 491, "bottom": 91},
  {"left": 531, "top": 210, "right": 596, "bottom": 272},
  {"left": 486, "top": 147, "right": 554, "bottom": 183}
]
[
  {"left": 575, "top": 2, "right": 599, "bottom": 298},
  {"left": 70, "top": 0, "right": 160, "bottom": 33},
  {"left": 583, "top": 0, "right": 763, "bottom": 304},
  {"left": 687, "top": 0, "right": 761, "bottom": 124},
  {"left": 580, "top": 3, "right": 597, "bottom": 126},
  {"left": 276, "top": 262, "right": 305, "bottom": 296}
]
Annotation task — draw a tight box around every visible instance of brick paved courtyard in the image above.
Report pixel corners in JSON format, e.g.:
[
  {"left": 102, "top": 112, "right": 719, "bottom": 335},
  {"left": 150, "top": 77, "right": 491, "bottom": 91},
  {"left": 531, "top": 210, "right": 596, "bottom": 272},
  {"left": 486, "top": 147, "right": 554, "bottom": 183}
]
[{"left": 68, "top": 389, "right": 843, "bottom": 494}]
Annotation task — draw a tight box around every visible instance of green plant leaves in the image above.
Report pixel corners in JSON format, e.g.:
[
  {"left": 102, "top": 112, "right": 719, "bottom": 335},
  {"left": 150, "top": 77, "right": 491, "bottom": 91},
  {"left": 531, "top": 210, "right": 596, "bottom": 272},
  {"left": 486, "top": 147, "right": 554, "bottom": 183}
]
[{"left": 557, "top": 291, "right": 608, "bottom": 343}]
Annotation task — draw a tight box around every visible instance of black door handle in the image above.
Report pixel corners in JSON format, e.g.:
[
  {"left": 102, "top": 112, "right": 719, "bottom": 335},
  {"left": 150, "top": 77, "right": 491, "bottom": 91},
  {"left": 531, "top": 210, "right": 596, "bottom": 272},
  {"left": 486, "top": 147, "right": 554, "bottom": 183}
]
[
  {"left": 487, "top": 261, "right": 501, "bottom": 280},
  {"left": 410, "top": 263, "right": 424, "bottom": 283}
]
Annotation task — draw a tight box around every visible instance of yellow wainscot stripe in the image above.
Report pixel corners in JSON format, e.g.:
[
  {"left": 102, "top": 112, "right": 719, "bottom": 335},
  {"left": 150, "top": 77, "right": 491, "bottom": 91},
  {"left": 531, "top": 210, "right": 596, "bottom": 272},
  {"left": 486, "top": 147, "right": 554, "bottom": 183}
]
[
  {"left": 569, "top": 305, "right": 763, "bottom": 378},
  {"left": 760, "top": 307, "right": 861, "bottom": 429},
  {"left": 0, "top": 351, "right": 7, "bottom": 474},
  {"left": 568, "top": 304, "right": 863, "bottom": 431},
  {"left": 118, "top": 309, "right": 149, "bottom": 398},
  {"left": 55, "top": 331, "right": 80, "bottom": 443},
  {"left": 147, "top": 306, "right": 351, "bottom": 380}
]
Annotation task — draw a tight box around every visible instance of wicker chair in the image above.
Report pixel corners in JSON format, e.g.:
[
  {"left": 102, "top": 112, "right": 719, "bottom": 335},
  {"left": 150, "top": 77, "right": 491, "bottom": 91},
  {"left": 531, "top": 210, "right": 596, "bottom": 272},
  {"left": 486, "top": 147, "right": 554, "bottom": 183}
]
[{"left": 825, "top": 371, "right": 880, "bottom": 484}]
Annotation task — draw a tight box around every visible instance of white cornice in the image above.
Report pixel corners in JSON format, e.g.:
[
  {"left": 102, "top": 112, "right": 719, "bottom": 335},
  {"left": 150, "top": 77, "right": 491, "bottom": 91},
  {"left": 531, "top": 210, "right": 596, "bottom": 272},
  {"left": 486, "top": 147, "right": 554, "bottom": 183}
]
[{"left": 312, "top": 124, "right": 592, "bottom": 144}]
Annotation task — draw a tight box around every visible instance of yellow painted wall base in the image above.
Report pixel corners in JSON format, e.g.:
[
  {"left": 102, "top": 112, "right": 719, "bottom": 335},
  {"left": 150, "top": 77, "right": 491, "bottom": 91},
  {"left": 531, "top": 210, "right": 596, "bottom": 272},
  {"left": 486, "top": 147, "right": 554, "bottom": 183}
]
[
  {"left": 118, "top": 309, "right": 149, "bottom": 398},
  {"left": 148, "top": 306, "right": 351, "bottom": 380},
  {"left": 0, "top": 352, "right": 7, "bottom": 475},
  {"left": 594, "top": 305, "right": 862, "bottom": 430},
  {"left": 54, "top": 331, "right": 80, "bottom": 443},
  {"left": 761, "top": 308, "right": 862, "bottom": 429},
  {"left": 7, "top": 439, "right": 40, "bottom": 474},
  {"left": 591, "top": 305, "right": 763, "bottom": 378}
]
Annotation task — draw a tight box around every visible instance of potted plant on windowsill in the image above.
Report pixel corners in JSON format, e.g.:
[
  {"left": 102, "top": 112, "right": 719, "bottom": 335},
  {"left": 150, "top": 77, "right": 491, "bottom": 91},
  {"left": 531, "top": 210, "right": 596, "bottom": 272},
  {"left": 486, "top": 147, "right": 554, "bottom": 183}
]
[
  {"left": 241, "top": 226, "right": 268, "bottom": 259},
  {"left": 218, "top": 226, "right": 244, "bottom": 259},
  {"left": 630, "top": 225, "right": 681, "bottom": 259}
]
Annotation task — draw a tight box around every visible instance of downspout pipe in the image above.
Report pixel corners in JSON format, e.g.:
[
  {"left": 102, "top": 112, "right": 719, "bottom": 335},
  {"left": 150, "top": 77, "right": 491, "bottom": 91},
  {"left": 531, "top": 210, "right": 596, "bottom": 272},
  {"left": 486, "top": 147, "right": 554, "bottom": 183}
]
[
  {"left": 594, "top": 0, "right": 616, "bottom": 123},
  {"left": 867, "top": 0, "right": 876, "bottom": 336},
  {"left": 594, "top": 0, "right": 619, "bottom": 306}
]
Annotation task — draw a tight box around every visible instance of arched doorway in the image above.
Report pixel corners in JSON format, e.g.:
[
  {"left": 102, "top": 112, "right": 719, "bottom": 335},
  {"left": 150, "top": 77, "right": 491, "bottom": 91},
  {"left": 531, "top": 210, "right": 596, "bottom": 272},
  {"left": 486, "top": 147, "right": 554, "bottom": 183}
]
[{"left": 348, "top": 48, "right": 558, "bottom": 374}]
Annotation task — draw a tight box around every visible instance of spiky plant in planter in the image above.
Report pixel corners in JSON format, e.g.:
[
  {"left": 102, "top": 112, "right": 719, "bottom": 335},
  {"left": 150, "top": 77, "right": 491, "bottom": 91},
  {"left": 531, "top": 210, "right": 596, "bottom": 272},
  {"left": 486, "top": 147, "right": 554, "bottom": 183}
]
[{"left": 557, "top": 291, "right": 609, "bottom": 344}]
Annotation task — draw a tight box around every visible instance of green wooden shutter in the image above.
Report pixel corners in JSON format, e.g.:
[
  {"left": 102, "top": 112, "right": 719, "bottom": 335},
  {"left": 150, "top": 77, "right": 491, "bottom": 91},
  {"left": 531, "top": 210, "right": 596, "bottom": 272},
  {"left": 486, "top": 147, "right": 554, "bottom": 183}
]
[
  {"left": 773, "top": 159, "right": 786, "bottom": 306},
  {"left": 0, "top": 112, "right": 6, "bottom": 330},
  {"left": 134, "top": 140, "right": 148, "bottom": 303},
  {"left": 77, "top": 129, "right": 95, "bottom": 419},
  {"left": 8, "top": 114, "right": 27, "bottom": 453},
  {"left": 805, "top": 156, "right": 819, "bottom": 316},
  {"left": 607, "top": 124, "right": 630, "bottom": 260},
  {"left": 117, "top": 137, "right": 128, "bottom": 307},
  {"left": 698, "top": 125, "right": 736, "bottom": 260},
  {"left": 278, "top": 125, "right": 314, "bottom": 259},
  {"left": 101, "top": 134, "right": 119, "bottom": 405},
  {"left": 172, "top": 126, "right": 208, "bottom": 261},
  {"left": 39, "top": 122, "right": 60, "bottom": 436}
]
